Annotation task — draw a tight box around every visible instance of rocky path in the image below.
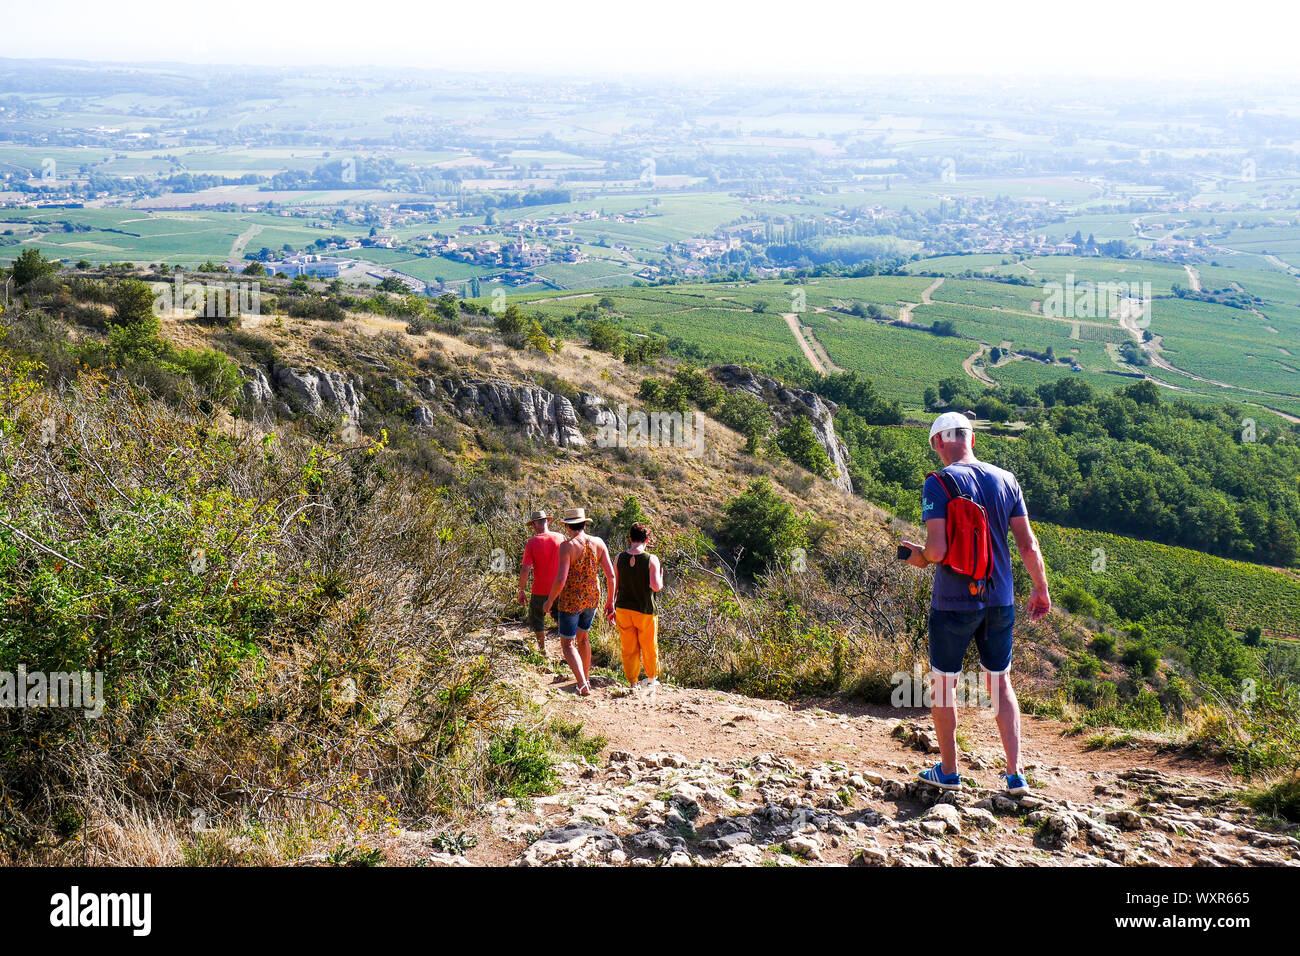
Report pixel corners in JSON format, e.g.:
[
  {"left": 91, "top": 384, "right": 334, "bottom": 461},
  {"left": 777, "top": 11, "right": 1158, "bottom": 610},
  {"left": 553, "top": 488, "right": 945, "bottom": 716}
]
[{"left": 385, "top": 634, "right": 1299, "bottom": 868}]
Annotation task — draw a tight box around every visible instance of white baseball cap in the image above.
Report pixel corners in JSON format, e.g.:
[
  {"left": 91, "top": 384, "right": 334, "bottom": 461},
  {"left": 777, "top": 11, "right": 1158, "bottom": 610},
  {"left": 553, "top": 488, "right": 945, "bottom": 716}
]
[{"left": 929, "top": 411, "right": 973, "bottom": 441}]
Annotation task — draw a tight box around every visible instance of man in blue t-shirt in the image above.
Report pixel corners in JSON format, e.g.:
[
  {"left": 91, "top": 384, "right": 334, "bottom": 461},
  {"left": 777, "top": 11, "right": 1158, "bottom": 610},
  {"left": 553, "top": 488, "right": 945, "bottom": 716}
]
[{"left": 900, "top": 412, "right": 1052, "bottom": 795}]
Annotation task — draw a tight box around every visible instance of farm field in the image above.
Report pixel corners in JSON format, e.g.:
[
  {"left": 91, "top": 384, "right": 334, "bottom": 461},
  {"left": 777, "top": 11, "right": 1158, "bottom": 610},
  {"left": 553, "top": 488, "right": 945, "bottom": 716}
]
[
  {"left": 801, "top": 312, "right": 976, "bottom": 404},
  {"left": 1149, "top": 297, "right": 1300, "bottom": 400},
  {"left": 1034, "top": 524, "right": 1300, "bottom": 638},
  {"left": 497, "top": 262, "right": 1300, "bottom": 415}
]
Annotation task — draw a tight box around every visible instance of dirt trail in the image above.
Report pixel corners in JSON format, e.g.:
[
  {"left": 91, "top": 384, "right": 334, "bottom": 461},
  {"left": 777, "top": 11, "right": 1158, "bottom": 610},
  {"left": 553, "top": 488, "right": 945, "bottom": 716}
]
[
  {"left": 782, "top": 313, "right": 842, "bottom": 374},
  {"left": 378, "top": 629, "right": 1299, "bottom": 868},
  {"left": 962, "top": 344, "right": 996, "bottom": 386},
  {"left": 898, "top": 276, "right": 944, "bottom": 323},
  {"left": 1184, "top": 264, "right": 1202, "bottom": 293},
  {"left": 229, "top": 223, "right": 264, "bottom": 261},
  {"left": 1265, "top": 254, "right": 1300, "bottom": 277},
  {"left": 527, "top": 292, "right": 595, "bottom": 304}
]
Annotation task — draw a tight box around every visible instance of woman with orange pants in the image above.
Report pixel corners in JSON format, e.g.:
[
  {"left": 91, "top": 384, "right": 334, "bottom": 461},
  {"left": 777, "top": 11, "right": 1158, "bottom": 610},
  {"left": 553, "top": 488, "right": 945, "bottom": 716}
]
[{"left": 611, "top": 521, "right": 663, "bottom": 700}]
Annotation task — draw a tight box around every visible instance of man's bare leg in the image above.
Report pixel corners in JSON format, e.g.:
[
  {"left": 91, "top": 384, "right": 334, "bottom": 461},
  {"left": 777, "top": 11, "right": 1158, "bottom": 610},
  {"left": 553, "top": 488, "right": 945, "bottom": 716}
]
[
  {"left": 987, "top": 671, "right": 1021, "bottom": 775},
  {"left": 560, "top": 638, "right": 588, "bottom": 693},
  {"left": 930, "top": 672, "right": 960, "bottom": 776}
]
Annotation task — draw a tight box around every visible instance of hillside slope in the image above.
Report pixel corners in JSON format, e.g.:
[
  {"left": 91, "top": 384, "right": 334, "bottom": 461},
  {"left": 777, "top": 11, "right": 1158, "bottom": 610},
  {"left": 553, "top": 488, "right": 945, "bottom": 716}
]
[{"left": 380, "top": 629, "right": 1299, "bottom": 868}]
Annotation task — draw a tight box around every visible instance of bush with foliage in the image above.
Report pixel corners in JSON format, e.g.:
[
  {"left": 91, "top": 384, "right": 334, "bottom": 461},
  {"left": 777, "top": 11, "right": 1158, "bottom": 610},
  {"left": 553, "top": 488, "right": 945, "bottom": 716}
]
[
  {"left": 718, "top": 478, "right": 807, "bottom": 576},
  {"left": 0, "top": 357, "right": 517, "bottom": 862}
]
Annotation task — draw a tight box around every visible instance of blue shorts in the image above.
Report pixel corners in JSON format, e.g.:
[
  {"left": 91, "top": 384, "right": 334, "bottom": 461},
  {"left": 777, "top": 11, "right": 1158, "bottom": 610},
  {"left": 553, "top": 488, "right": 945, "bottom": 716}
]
[
  {"left": 557, "top": 607, "right": 596, "bottom": 640},
  {"left": 928, "top": 605, "right": 1015, "bottom": 675}
]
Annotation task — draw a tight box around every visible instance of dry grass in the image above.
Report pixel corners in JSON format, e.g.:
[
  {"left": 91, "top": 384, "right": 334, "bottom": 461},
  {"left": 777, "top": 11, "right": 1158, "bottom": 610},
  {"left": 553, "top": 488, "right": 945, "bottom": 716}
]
[{"left": 0, "top": 358, "right": 521, "bottom": 864}]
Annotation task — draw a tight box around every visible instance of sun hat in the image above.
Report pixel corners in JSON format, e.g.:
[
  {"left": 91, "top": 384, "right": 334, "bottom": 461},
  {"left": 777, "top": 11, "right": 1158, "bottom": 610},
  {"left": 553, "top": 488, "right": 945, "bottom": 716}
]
[
  {"left": 526, "top": 510, "right": 549, "bottom": 523},
  {"left": 561, "top": 507, "right": 587, "bottom": 525},
  {"left": 929, "top": 411, "right": 973, "bottom": 441}
]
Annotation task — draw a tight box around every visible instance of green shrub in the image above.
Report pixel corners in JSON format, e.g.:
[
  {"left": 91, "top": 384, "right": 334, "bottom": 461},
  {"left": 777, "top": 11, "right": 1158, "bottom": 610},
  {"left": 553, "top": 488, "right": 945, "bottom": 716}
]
[
  {"left": 775, "top": 415, "right": 832, "bottom": 478},
  {"left": 0, "top": 359, "right": 506, "bottom": 860},
  {"left": 487, "top": 726, "right": 558, "bottom": 799},
  {"left": 719, "top": 478, "right": 807, "bottom": 576},
  {"left": 1247, "top": 774, "right": 1300, "bottom": 822},
  {"left": 1090, "top": 633, "right": 1117, "bottom": 660}
]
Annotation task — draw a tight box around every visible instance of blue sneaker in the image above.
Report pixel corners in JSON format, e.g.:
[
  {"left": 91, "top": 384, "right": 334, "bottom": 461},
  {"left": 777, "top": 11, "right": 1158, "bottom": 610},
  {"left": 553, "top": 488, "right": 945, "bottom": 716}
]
[
  {"left": 918, "top": 763, "right": 962, "bottom": 790},
  {"left": 1002, "top": 771, "right": 1030, "bottom": 795}
]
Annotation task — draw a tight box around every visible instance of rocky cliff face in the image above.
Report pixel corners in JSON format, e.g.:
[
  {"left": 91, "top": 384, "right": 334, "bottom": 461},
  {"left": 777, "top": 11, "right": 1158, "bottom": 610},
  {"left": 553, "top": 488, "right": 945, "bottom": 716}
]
[
  {"left": 414, "top": 377, "right": 623, "bottom": 448},
  {"left": 712, "top": 364, "right": 853, "bottom": 493},
  {"left": 274, "top": 366, "right": 365, "bottom": 422},
  {"left": 241, "top": 364, "right": 366, "bottom": 423},
  {"left": 238, "top": 363, "right": 624, "bottom": 449}
]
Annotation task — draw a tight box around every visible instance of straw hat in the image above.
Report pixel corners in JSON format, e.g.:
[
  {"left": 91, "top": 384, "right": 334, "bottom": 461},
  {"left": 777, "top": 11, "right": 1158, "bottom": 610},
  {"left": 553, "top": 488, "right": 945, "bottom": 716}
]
[
  {"left": 560, "top": 507, "right": 587, "bottom": 525},
  {"left": 526, "top": 510, "right": 549, "bottom": 523}
]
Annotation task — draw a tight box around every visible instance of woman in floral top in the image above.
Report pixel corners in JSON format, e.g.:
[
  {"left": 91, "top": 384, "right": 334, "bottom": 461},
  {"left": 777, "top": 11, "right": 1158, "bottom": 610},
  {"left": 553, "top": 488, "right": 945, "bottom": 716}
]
[{"left": 544, "top": 507, "right": 616, "bottom": 696}]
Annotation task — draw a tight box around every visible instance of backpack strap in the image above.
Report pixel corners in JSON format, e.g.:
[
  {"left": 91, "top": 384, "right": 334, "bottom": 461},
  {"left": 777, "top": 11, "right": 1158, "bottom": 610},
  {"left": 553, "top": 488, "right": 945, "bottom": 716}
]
[{"left": 928, "top": 469, "right": 962, "bottom": 502}]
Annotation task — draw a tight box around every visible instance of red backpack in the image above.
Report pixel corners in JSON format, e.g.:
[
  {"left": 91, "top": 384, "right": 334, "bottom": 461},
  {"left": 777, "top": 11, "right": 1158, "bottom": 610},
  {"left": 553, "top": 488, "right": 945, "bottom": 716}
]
[{"left": 927, "top": 469, "right": 994, "bottom": 604}]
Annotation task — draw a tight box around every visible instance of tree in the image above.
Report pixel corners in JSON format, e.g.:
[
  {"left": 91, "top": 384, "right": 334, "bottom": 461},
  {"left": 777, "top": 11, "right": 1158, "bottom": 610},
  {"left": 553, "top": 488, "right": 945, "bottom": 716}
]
[
  {"left": 241, "top": 261, "right": 266, "bottom": 277},
  {"left": 720, "top": 478, "right": 806, "bottom": 575},
  {"left": 1122, "top": 379, "right": 1161, "bottom": 406},
  {"left": 775, "top": 415, "right": 832, "bottom": 478},
  {"left": 605, "top": 495, "right": 648, "bottom": 549},
  {"left": 524, "top": 319, "right": 552, "bottom": 354},
  {"left": 495, "top": 304, "right": 526, "bottom": 341},
  {"left": 434, "top": 294, "right": 459, "bottom": 320},
  {"left": 588, "top": 316, "right": 625, "bottom": 357},
  {"left": 974, "top": 394, "right": 1012, "bottom": 423},
  {"left": 715, "top": 391, "right": 771, "bottom": 454},
  {"left": 108, "top": 278, "right": 164, "bottom": 363},
  {"left": 814, "top": 371, "right": 901, "bottom": 425},
  {"left": 11, "top": 248, "right": 57, "bottom": 287}
]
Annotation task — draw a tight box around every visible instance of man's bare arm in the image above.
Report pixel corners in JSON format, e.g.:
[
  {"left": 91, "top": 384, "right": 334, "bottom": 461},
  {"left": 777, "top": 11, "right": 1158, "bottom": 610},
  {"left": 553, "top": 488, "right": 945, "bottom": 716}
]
[
  {"left": 1010, "top": 515, "right": 1051, "bottom": 618},
  {"left": 517, "top": 561, "right": 530, "bottom": 604},
  {"left": 902, "top": 517, "right": 948, "bottom": 569}
]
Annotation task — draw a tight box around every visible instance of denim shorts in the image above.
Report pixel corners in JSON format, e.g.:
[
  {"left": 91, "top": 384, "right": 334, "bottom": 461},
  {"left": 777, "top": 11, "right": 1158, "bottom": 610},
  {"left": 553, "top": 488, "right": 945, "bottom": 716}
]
[
  {"left": 557, "top": 607, "right": 596, "bottom": 639},
  {"left": 928, "top": 605, "right": 1015, "bottom": 675}
]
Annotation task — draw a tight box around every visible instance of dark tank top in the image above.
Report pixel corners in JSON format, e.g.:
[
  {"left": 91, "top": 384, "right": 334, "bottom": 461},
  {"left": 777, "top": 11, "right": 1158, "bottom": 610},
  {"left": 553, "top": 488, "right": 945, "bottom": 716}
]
[{"left": 615, "top": 550, "right": 656, "bottom": 615}]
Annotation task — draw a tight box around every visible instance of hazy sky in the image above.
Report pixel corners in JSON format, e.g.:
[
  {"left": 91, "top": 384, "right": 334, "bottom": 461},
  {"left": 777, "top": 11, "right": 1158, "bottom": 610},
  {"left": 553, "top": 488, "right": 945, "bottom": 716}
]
[{"left": 5, "top": 0, "right": 1298, "bottom": 80}]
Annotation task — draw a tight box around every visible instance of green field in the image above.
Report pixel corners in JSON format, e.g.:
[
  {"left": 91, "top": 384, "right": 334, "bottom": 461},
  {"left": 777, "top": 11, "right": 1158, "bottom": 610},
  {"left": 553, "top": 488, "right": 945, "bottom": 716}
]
[
  {"left": 492, "top": 260, "right": 1300, "bottom": 415},
  {"left": 1036, "top": 524, "right": 1300, "bottom": 638}
]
